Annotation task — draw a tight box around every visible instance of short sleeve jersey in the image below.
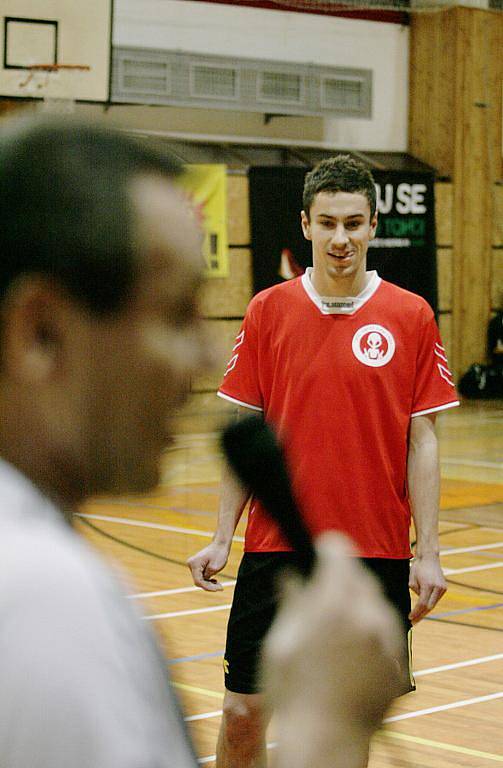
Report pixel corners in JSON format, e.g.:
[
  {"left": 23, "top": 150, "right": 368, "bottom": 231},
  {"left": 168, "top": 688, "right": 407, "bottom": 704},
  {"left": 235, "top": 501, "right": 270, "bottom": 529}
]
[{"left": 218, "top": 271, "right": 459, "bottom": 558}]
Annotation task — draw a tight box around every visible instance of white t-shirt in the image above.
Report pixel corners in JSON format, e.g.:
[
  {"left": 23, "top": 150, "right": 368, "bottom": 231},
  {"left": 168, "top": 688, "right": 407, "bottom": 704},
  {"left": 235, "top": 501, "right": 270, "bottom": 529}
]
[{"left": 0, "top": 459, "right": 197, "bottom": 768}]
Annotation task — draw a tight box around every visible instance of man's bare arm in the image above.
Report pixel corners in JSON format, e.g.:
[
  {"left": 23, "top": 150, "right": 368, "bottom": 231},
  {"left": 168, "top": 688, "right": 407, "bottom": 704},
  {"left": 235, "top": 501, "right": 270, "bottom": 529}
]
[
  {"left": 187, "top": 408, "right": 251, "bottom": 591},
  {"left": 407, "top": 414, "right": 447, "bottom": 623}
]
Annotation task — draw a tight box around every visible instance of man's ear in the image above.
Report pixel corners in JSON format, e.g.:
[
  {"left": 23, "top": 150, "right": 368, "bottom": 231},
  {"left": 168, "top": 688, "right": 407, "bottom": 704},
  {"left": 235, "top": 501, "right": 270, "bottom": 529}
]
[
  {"left": 300, "top": 210, "right": 312, "bottom": 241},
  {"left": 1, "top": 276, "right": 67, "bottom": 382},
  {"left": 369, "top": 212, "right": 378, "bottom": 241}
]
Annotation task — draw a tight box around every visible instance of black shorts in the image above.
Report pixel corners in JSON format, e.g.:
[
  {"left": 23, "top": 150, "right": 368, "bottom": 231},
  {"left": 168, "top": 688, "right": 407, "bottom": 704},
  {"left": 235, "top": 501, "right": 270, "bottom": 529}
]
[{"left": 223, "top": 552, "right": 415, "bottom": 695}]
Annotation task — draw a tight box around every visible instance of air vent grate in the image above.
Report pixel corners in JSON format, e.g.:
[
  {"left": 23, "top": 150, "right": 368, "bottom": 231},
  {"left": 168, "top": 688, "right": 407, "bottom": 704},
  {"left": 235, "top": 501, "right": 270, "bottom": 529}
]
[
  {"left": 322, "top": 77, "right": 365, "bottom": 111},
  {"left": 258, "top": 71, "right": 302, "bottom": 104},
  {"left": 122, "top": 58, "right": 170, "bottom": 95},
  {"left": 113, "top": 48, "right": 372, "bottom": 118},
  {"left": 191, "top": 65, "right": 238, "bottom": 99}
]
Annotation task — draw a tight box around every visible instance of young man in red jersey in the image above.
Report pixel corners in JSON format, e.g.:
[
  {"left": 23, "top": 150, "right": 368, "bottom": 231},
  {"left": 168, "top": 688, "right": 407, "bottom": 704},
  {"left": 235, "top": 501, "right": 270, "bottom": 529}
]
[{"left": 188, "top": 155, "right": 459, "bottom": 768}]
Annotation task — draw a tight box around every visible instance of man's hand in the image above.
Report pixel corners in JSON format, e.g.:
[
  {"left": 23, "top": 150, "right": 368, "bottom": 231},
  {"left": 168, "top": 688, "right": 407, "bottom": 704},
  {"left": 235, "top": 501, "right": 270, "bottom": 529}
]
[
  {"left": 408, "top": 553, "right": 447, "bottom": 623},
  {"left": 187, "top": 541, "right": 231, "bottom": 592},
  {"left": 261, "top": 533, "right": 403, "bottom": 768}
]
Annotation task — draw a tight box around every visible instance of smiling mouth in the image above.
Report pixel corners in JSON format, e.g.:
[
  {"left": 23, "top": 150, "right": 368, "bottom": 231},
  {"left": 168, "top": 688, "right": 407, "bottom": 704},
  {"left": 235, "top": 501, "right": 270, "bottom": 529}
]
[{"left": 328, "top": 252, "right": 352, "bottom": 261}]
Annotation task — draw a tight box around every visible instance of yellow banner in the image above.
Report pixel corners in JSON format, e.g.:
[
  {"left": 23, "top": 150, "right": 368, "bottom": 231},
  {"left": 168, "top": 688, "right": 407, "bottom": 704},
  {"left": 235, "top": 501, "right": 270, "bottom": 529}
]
[{"left": 179, "top": 164, "right": 228, "bottom": 278}]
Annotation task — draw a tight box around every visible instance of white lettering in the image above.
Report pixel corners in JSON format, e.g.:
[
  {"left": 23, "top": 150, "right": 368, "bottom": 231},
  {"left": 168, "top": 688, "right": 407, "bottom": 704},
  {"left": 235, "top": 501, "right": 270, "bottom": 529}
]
[{"left": 375, "top": 183, "right": 393, "bottom": 215}]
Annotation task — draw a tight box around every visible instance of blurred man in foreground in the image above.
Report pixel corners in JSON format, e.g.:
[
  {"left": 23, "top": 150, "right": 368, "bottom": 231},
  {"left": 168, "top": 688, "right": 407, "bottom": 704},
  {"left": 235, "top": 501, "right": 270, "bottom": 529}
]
[{"left": 0, "top": 117, "right": 400, "bottom": 768}]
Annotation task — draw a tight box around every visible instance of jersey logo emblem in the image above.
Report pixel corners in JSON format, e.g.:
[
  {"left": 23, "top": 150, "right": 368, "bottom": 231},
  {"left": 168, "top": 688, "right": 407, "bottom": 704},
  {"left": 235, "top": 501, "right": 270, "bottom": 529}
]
[{"left": 352, "top": 324, "right": 396, "bottom": 367}]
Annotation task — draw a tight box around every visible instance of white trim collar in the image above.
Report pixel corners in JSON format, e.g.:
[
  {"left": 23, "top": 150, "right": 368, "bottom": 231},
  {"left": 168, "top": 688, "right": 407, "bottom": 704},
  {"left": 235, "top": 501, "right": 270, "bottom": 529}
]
[{"left": 301, "top": 269, "right": 381, "bottom": 315}]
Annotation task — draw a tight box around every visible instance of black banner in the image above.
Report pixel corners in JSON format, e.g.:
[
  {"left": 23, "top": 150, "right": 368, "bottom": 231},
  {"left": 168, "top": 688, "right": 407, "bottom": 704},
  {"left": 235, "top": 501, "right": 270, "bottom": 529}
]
[{"left": 249, "top": 166, "right": 437, "bottom": 313}]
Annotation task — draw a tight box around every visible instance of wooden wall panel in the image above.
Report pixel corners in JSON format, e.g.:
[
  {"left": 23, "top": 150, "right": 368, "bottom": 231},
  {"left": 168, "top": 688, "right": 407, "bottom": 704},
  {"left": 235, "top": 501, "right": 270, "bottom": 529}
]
[
  {"left": 227, "top": 174, "right": 250, "bottom": 246},
  {"left": 437, "top": 248, "right": 453, "bottom": 313},
  {"left": 438, "top": 314, "right": 453, "bottom": 362},
  {"left": 451, "top": 8, "right": 501, "bottom": 375},
  {"left": 435, "top": 183, "right": 453, "bottom": 246},
  {"left": 409, "top": 10, "right": 456, "bottom": 178},
  {"left": 411, "top": 7, "right": 503, "bottom": 377},
  {"left": 200, "top": 248, "right": 252, "bottom": 318},
  {"left": 494, "top": 185, "right": 503, "bottom": 247},
  {"left": 492, "top": 251, "right": 503, "bottom": 310},
  {"left": 192, "top": 319, "right": 242, "bottom": 393}
]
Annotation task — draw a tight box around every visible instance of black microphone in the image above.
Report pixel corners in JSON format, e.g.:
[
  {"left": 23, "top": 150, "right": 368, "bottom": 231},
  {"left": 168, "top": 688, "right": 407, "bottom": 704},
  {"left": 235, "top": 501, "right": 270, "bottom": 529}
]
[{"left": 221, "top": 415, "right": 316, "bottom": 578}]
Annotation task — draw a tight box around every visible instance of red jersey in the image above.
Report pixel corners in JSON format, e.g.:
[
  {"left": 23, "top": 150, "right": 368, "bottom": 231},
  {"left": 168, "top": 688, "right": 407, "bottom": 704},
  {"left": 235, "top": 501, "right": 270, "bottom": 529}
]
[{"left": 218, "top": 271, "right": 459, "bottom": 558}]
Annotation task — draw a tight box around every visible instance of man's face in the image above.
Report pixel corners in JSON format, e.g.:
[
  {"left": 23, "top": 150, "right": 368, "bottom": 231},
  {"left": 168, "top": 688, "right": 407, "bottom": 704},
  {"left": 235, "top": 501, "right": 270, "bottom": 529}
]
[
  {"left": 301, "top": 191, "right": 377, "bottom": 294},
  {"left": 71, "top": 174, "right": 211, "bottom": 496}
]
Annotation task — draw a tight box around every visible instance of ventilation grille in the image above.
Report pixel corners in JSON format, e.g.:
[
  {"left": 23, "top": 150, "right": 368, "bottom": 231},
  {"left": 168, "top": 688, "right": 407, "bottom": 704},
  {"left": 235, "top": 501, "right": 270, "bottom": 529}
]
[
  {"left": 113, "top": 48, "right": 372, "bottom": 118},
  {"left": 322, "top": 76, "right": 367, "bottom": 112},
  {"left": 121, "top": 58, "right": 171, "bottom": 95},
  {"left": 191, "top": 64, "right": 238, "bottom": 99},
  {"left": 258, "top": 72, "right": 302, "bottom": 105}
]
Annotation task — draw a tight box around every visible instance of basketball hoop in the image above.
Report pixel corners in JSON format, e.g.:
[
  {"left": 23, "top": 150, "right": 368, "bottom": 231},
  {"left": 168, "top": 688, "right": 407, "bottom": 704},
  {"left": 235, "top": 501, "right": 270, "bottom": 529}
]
[{"left": 18, "top": 64, "right": 91, "bottom": 114}]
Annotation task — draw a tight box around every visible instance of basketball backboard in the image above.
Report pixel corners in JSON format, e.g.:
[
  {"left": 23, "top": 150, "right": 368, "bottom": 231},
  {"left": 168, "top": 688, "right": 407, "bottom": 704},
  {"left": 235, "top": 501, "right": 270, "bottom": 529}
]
[{"left": 0, "top": 1, "right": 112, "bottom": 103}]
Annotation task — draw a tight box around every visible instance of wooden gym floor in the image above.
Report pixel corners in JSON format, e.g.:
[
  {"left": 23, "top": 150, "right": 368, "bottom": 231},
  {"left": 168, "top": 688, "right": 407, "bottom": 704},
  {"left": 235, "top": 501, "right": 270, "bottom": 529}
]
[{"left": 77, "top": 398, "right": 503, "bottom": 766}]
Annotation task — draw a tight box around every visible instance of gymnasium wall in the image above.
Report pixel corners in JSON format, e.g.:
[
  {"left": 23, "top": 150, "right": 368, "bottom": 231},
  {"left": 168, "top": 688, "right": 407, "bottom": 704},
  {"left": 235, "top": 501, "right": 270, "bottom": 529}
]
[
  {"left": 114, "top": 0, "right": 410, "bottom": 151},
  {"left": 176, "top": 173, "right": 492, "bottom": 433},
  {"left": 409, "top": 6, "right": 503, "bottom": 378}
]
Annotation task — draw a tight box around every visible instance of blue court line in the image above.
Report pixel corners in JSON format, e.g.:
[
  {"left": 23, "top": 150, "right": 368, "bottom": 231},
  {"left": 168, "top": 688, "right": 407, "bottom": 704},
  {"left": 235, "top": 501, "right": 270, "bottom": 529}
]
[
  {"left": 427, "top": 603, "right": 503, "bottom": 619},
  {"left": 168, "top": 650, "right": 225, "bottom": 666}
]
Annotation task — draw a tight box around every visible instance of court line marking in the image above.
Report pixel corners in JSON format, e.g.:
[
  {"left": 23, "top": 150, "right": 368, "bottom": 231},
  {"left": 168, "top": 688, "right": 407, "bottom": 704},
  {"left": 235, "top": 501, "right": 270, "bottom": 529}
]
[
  {"left": 441, "top": 541, "right": 503, "bottom": 556},
  {"left": 415, "top": 653, "right": 503, "bottom": 676},
  {"left": 79, "top": 513, "right": 503, "bottom": 558},
  {"left": 176, "top": 651, "right": 503, "bottom": 696},
  {"left": 429, "top": 603, "right": 503, "bottom": 619},
  {"left": 441, "top": 457, "right": 503, "bottom": 469},
  {"left": 77, "top": 512, "right": 244, "bottom": 542},
  {"left": 194, "top": 694, "right": 503, "bottom": 763},
  {"left": 196, "top": 732, "right": 503, "bottom": 765},
  {"left": 128, "top": 581, "right": 235, "bottom": 599},
  {"left": 172, "top": 681, "right": 222, "bottom": 700},
  {"left": 377, "top": 731, "right": 503, "bottom": 762},
  {"left": 383, "top": 691, "right": 503, "bottom": 723},
  {"left": 180, "top": 654, "right": 503, "bottom": 726},
  {"left": 444, "top": 561, "right": 503, "bottom": 575},
  {"left": 169, "top": 650, "right": 224, "bottom": 666},
  {"left": 144, "top": 604, "right": 232, "bottom": 621},
  {"left": 196, "top": 706, "right": 503, "bottom": 765},
  {"left": 186, "top": 710, "right": 222, "bottom": 723},
  {"left": 172, "top": 648, "right": 503, "bottom": 671}
]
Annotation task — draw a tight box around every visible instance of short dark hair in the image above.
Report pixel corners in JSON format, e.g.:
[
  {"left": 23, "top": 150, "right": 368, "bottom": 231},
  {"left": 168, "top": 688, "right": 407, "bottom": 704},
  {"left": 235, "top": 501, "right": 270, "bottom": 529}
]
[
  {"left": 0, "top": 116, "right": 182, "bottom": 316},
  {"left": 302, "top": 154, "right": 376, "bottom": 220}
]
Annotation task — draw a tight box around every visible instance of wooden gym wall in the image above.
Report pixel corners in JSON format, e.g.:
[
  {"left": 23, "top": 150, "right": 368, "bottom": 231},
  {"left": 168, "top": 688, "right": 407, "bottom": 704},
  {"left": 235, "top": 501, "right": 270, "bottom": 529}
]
[{"left": 409, "top": 5, "right": 503, "bottom": 380}]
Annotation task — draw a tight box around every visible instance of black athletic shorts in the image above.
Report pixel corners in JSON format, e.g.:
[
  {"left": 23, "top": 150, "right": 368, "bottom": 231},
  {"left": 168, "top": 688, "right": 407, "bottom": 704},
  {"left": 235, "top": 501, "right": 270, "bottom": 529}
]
[{"left": 223, "top": 552, "right": 415, "bottom": 695}]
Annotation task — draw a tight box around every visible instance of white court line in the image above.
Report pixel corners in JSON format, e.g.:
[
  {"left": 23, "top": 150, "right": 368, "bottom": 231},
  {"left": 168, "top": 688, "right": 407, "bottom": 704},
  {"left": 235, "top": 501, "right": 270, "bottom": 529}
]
[
  {"left": 77, "top": 512, "right": 244, "bottom": 542},
  {"left": 186, "top": 710, "right": 223, "bottom": 723},
  {"left": 185, "top": 653, "right": 503, "bottom": 724},
  {"left": 128, "top": 581, "right": 236, "bottom": 599},
  {"left": 444, "top": 561, "right": 503, "bottom": 576},
  {"left": 190, "top": 658, "right": 503, "bottom": 763},
  {"left": 195, "top": 694, "right": 503, "bottom": 762},
  {"left": 441, "top": 541, "right": 503, "bottom": 556},
  {"left": 384, "top": 691, "right": 503, "bottom": 723},
  {"left": 441, "top": 457, "right": 503, "bottom": 469},
  {"left": 415, "top": 653, "right": 503, "bottom": 677},
  {"left": 144, "top": 603, "right": 232, "bottom": 621}
]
